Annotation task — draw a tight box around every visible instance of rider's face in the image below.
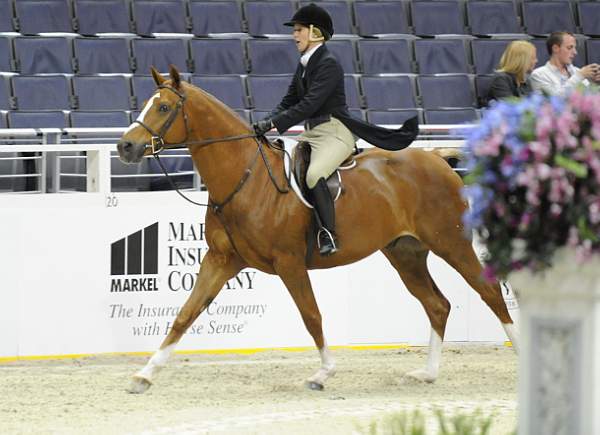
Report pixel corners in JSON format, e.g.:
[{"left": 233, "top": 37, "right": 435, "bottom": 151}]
[{"left": 293, "top": 24, "right": 310, "bottom": 53}]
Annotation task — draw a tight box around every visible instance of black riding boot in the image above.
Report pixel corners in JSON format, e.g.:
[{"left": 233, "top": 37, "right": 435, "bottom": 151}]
[{"left": 310, "top": 177, "right": 338, "bottom": 256}]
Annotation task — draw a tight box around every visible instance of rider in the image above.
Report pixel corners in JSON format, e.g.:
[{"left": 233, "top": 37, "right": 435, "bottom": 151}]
[{"left": 252, "top": 3, "right": 419, "bottom": 256}]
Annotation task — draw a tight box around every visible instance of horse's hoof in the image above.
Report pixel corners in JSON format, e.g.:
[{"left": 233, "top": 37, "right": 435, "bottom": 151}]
[
  {"left": 305, "top": 381, "right": 324, "bottom": 391},
  {"left": 404, "top": 369, "right": 436, "bottom": 384},
  {"left": 127, "top": 376, "right": 152, "bottom": 394}
]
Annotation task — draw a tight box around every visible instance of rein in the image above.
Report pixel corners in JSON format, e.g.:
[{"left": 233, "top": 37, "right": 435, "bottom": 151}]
[{"left": 135, "top": 85, "right": 290, "bottom": 211}]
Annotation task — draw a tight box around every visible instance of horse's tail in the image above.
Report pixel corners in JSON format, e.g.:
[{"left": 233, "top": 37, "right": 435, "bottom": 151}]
[{"left": 429, "top": 148, "right": 463, "bottom": 169}]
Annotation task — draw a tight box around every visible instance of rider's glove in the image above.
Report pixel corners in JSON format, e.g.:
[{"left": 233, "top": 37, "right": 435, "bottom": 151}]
[{"left": 252, "top": 118, "right": 273, "bottom": 136}]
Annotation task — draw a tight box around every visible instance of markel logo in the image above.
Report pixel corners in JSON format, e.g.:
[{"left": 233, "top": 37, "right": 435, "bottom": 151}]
[{"left": 110, "top": 222, "right": 159, "bottom": 293}]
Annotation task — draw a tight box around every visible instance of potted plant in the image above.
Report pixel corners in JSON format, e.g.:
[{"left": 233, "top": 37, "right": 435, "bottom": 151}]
[{"left": 461, "top": 88, "right": 600, "bottom": 435}]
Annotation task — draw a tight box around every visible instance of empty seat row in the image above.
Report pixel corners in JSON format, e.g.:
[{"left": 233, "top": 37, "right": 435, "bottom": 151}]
[
  {"left": 0, "top": 107, "right": 479, "bottom": 131},
  {"left": 2, "top": 0, "right": 600, "bottom": 38},
  {"left": 0, "top": 73, "right": 488, "bottom": 112},
  {"left": 2, "top": 35, "right": 598, "bottom": 76}
]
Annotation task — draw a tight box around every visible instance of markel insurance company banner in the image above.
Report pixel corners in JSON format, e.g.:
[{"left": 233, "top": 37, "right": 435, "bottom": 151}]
[{"left": 0, "top": 192, "right": 518, "bottom": 358}]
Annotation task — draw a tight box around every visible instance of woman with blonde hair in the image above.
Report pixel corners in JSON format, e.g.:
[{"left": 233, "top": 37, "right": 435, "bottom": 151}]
[{"left": 487, "top": 40, "right": 537, "bottom": 103}]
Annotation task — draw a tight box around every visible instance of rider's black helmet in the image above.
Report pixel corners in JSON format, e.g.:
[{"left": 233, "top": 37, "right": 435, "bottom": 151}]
[{"left": 284, "top": 3, "right": 334, "bottom": 40}]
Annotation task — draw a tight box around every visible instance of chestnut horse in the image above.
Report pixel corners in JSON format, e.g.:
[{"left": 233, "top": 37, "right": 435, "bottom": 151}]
[{"left": 118, "top": 66, "right": 518, "bottom": 394}]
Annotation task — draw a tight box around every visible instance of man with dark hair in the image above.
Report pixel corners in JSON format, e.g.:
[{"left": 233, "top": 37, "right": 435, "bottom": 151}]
[{"left": 530, "top": 31, "right": 600, "bottom": 96}]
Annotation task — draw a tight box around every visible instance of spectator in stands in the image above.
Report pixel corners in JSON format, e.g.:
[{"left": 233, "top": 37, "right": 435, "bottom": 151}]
[
  {"left": 530, "top": 31, "right": 600, "bottom": 96},
  {"left": 251, "top": 3, "right": 417, "bottom": 256},
  {"left": 487, "top": 41, "right": 536, "bottom": 104}
]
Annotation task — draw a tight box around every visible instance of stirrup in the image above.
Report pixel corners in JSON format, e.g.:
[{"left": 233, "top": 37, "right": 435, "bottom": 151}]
[{"left": 317, "top": 227, "right": 338, "bottom": 256}]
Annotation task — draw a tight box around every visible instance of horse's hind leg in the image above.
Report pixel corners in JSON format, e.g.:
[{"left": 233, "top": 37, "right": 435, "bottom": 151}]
[
  {"left": 432, "top": 239, "right": 519, "bottom": 352},
  {"left": 273, "top": 254, "right": 335, "bottom": 391},
  {"left": 382, "top": 237, "right": 451, "bottom": 383},
  {"left": 128, "top": 249, "right": 243, "bottom": 394}
]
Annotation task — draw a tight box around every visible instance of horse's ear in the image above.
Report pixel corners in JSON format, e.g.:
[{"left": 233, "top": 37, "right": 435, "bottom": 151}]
[
  {"left": 151, "top": 67, "right": 165, "bottom": 86},
  {"left": 169, "top": 64, "right": 181, "bottom": 89}
]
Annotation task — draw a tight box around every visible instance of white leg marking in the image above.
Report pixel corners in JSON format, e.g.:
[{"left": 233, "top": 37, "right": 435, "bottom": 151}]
[
  {"left": 406, "top": 329, "right": 442, "bottom": 383},
  {"left": 135, "top": 343, "right": 176, "bottom": 382},
  {"left": 306, "top": 341, "right": 336, "bottom": 389},
  {"left": 124, "top": 93, "right": 159, "bottom": 134},
  {"left": 502, "top": 323, "right": 519, "bottom": 353}
]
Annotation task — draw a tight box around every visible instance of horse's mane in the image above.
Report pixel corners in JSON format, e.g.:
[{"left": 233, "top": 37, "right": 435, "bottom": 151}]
[{"left": 182, "top": 81, "right": 252, "bottom": 130}]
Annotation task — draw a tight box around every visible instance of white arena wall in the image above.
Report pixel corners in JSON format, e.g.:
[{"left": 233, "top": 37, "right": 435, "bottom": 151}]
[{"left": 0, "top": 190, "right": 519, "bottom": 359}]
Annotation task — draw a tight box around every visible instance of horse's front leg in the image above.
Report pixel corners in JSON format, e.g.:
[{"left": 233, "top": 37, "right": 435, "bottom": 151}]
[
  {"left": 128, "top": 249, "right": 243, "bottom": 393},
  {"left": 274, "top": 254, "right": 335, "bottom": 391}
]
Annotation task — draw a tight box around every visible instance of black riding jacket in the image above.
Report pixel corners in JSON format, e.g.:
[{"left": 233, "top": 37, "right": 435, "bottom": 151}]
[{"left": 270, "top": 44, "right": 418, "bottom": 151}]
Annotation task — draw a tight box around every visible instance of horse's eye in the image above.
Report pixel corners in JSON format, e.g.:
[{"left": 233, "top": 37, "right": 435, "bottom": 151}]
[{"left": 159, "top": 104, "right": 170, "bottom": 113}]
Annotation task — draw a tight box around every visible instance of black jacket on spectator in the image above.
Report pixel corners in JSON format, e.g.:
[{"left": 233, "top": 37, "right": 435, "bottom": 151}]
[
  {"left": 270, "top": 45, "right": 418, "bottom": 151},
  {"left": 487, "top": 71, "right": 532, "bottom": 104}
]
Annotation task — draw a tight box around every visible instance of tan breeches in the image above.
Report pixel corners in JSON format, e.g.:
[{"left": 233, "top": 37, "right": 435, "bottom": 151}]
[{"left": 298, "top": 117, "right": 356, "bottom": 189}]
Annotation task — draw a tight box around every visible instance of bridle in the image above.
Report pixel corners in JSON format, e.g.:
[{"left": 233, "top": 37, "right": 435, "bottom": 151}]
[{"left": 131, "top": 85, "right": 289, "bottom": 211}]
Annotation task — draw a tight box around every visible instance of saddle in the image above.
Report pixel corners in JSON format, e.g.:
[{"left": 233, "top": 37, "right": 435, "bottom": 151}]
[{"left": 292, "top": 141, "right": 356, "bottom": 202}]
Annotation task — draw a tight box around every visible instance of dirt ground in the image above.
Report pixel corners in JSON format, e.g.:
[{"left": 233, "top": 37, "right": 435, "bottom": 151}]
[{"left": 0, "top": 345, "right": 517, "bottom": 435}]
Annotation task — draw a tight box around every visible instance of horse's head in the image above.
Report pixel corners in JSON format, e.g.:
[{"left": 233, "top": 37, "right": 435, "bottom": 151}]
[{"left": 118, "top": 65, "right": 189, "bottom": 163}]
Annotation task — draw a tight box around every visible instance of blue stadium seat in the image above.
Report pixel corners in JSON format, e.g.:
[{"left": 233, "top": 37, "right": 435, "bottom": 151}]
[
  {"left": 411, "top": 0, "right": 466, "bottom": 36},
  {"left": 0, "top": 76, "right": 10, "bottom": 110},
  {"left": 73, "top": 76, "right": 132, "bottom": 110},
  {"left": 70, "top": 111, "right": 130, "bottom": 127},
  {"left": 0, "top": 37, "right": 13, "bottom": 73},
  {"left": 299, "top": 1, "right": 353, "bottom": 35},
  {"left": 579, "top": 2, "right": 600, "bottom": 37},
  {"left": 586, "top": 39, "right": 600, "bottom": 66},
  {"left": 251, "top": 110, "right": 271, "bottom": 123},
  {"left": 467, "top": 1, "right": 521, "bottom": 35},
  {"left": 345, "top": 75, "right": 361, "bottom": 109},
  {"left": 132, "top": 38, "right": 191, "bottom": 74},
  {"left": 349, "top": 108, "right": 364, "bottom": 120},
  {"left": 471, "top": 39, "right": 514, "bottom": 75},
  {"left": 367, "top": 109, "right": 421, "bottom": 125},
  {"left": 15, "top": 0, "right": 74, "bottom": 34},
  {"left": 8, "top": 111, "right": 67, "bottom": 128},
  {"left": 189, "top": 1, "right": 244, "bottom": 35},
  {"left": 132, "top": 76, "right": 159, "bottom": 108},
  {"left": 74, "top": 0, "right": 132, "bottom": 35},
  {"left": 358, "top": 39, "right": 413, "bottom": 74},
  {"left": 361, "top": 76, "right": 416, "bottom": 109},
  {"left": 246, "top": 75, "right": 293, "bottom": 110},
  {"left": 417, "top": 75, "right": 475, "bottom": 108},
  {"left": 327, "top": 39, "right": 356, "bottom": 73},
  {"left": 133, "top": 0, "right": 189, "bottom": 35},
  {"left": 12, "top": 75, "right": 72, "bottom": 110},
  {"left": 235, "top": 109, "right": 251, "bottom": 123},
  {"left": 424, "top": 108, "right": 478, "bottom": 124},
  {"left": 0, "top": 0, "right": 15, "bottom": 32},
  {"left": 530, "top": 39, "right": 550, "bottom": 67},
  {"left": 475, "top": 75, "right": 495, "bottom": 107},
  {"left": 190, "top": 39, "right": 247, "bottom": 74},
  {"left": 354, "top": 1, "right": 410, "bottom": 36},
  {"left": 74, "top": 37, "right": 131, "bottom": 74},
  {"left": 245, "top": 1, "right": 294, "bottom": 35},
  {"left": 247, "top": 39, "right": 298, "bottom": 74},
  {"left": 522, "top": 2, "right": 575, "bottom": 36},
  {"left": 14, "top": 37, "right": 73, "bottom": 74},
  {"left": 191, "top": 75, "right": 248, "bottom": 109},
  {"left": 415, "top": 39, "right": 470, "bottom": 74}
]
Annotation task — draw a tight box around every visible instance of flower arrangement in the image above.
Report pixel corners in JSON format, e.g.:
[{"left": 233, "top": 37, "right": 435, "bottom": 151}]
[{"left": 462, "top": 88, "right": 600, "bottom": 281}]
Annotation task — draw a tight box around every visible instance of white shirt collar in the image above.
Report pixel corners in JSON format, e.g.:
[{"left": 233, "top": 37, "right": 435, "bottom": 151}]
[{"left": 300, "top": 43, "right": 323, "bottom": 68}]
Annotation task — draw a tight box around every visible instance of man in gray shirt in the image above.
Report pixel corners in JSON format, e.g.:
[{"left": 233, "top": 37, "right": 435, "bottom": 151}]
[{"left": 530, "top": 31, "right": 600, "bottom": 96}]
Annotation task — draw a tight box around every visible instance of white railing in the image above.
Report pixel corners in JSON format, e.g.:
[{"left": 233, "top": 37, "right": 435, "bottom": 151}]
[{"left": 0, "top": 124, "right": 471, "bottom": 194}]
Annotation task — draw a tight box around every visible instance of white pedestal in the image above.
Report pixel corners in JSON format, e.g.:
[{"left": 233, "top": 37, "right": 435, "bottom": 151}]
[{"left": 509, "top": 250, "right": 600, "bottom": 435}]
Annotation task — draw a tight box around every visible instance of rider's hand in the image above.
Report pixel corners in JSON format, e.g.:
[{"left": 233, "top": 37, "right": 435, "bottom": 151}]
[{"left": 252, "top": 118, "right": 273, "bottom": 136}]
